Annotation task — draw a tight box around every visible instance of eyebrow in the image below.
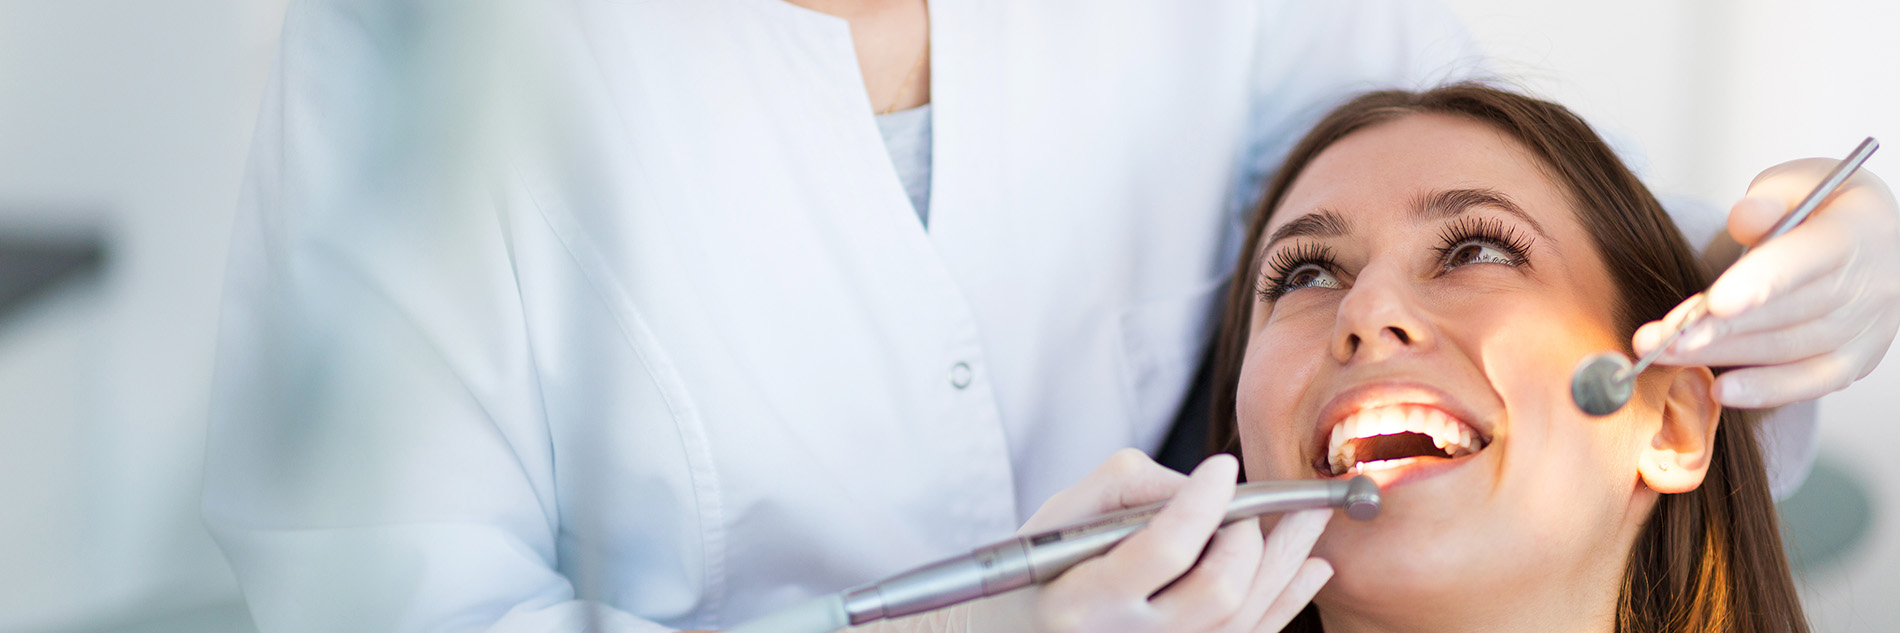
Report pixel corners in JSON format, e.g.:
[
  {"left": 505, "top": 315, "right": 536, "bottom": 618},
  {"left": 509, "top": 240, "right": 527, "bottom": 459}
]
[
  {"left": 1262, "top": 209, "right": 1352, "bottom": 252},
  {"left": 1412, "top": 187, "right": 1552, "bottom": 242}
]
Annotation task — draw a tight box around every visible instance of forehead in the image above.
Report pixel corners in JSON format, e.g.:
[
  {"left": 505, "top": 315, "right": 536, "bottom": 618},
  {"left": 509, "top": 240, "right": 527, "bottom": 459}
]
[{"left": 1264, "top": 113, "right": 1568, "bottom": 238}]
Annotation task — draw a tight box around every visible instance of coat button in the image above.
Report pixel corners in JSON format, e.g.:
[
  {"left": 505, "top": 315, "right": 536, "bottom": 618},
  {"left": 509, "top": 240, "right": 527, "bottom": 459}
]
[{"left": 950, "top": 362, "right": 973, "bottom": 389}]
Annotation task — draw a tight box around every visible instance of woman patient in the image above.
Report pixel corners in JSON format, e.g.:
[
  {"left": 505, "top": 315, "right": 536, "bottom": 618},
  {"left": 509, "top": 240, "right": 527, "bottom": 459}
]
[{"left": 1206, "top": 85, "right": 1807, "bottom": 632}]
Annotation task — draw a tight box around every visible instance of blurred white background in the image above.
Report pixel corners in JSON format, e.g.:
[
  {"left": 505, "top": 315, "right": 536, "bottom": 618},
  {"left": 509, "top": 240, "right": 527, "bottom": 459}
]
[{"left": 0, "top": 1, "right": 1892, "bottom": 631}]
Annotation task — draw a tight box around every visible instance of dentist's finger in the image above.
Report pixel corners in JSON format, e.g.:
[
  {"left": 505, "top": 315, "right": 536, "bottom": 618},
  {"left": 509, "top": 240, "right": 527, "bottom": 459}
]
[
  {"left": 1723, "top": 195, "right": 1787, "bottom": 248},
  {"left": 1212, "top": 509, "right": 1332, "bottom": 633},
  {"left": 1726, "top": 157, "right": 1893, "bottom": 247},
  {"left": 1147, "top": 517, "right": 1264, "bottom": 630},
  {"left": 1650, "top": 298, "right": 1862, "bottom": 367},
  {"left": 1021, "top": 448, "right": 1188, "bottom": 533},
  {"left": 1704, "top": 208, "right": 1852, "bottom": 321},
  {"left": 1657, "top": 275, "right": 1842, "bottom": 355},
  {"left": 1249, "top": 558, "right": 1334, "bottom": 633},
  {"left": 1714, "top": 352, "right": 1866, "bottom": 409},
  {"left": 1633, "top": 293, "right": 1709, "bottom": 358},
  {"left": 1055, "top": 454, "right": 1238, "bottom": 603}
]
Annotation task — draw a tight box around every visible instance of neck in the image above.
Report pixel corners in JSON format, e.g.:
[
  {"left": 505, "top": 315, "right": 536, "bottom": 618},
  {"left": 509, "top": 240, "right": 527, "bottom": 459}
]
[
  {"left": 1316, "top": 588, "right": 1618, "bottom": 633},
  {"left": 1310, "top": 485, "right": 1665, "bottom": 633},
  {"left": 1313, "top": 547, "right": 1629, "bottom": 633}
]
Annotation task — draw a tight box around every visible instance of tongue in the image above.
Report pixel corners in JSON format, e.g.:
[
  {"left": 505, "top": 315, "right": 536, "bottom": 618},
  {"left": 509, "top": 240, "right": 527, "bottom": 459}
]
[{"left": 1350, "top": 432, "right": 1451, "bottom": 464}]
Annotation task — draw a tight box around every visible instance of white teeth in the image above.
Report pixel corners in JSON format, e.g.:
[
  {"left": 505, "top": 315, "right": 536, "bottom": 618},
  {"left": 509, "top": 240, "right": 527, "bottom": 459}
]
[
  {"left": 1354, "top": 457, "right": 1421, "bottom": 473},
  {"left": 1325, "top": 405, "right": 1486, "bottom": 475}
]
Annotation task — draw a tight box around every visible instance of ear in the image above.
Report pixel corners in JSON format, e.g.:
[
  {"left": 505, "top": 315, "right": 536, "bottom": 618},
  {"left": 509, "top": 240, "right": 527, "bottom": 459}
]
[{"left": 1638, "top": 366, "right": 1721, "bottom": 494}]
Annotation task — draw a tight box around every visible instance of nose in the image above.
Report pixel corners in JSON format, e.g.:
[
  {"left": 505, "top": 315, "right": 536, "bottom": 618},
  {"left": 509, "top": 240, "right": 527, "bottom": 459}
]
[{"left": 1331, "top": 267, "right": 1435, "bottom": 364}]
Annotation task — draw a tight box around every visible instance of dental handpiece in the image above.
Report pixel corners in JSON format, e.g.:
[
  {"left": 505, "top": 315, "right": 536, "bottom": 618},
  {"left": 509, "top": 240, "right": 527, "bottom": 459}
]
[
  {"left": 727, "top": 476, "right": 1381, "bottom": 633},
  {"left": 1571, "top": 137, "right": 1880, "bottom": 416}
]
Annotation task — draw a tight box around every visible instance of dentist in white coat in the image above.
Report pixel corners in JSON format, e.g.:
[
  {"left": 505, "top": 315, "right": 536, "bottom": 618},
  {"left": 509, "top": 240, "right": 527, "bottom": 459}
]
[{"left": 203, "top": 0, "right": 1900, "bottom": 632}]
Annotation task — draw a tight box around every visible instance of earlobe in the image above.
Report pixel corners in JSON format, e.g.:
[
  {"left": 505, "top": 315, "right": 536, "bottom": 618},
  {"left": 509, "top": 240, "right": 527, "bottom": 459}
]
[{"left": 1638, "top": 366, "right": 1720, "bottom": 494}]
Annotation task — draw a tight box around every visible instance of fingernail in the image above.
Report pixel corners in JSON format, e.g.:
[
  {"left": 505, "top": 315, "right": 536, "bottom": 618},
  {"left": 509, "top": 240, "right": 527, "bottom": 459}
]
[
  {"left": 1308, "top": 558, "right": 1336, "bottom": 584},
  {"left": 1316, "top": 560, "right": 1336, "bottom": 583},
  {"left": 1633, "top": 326, "right": 1657, "bottom": 352},
  {"left": 1636, "top": 328, "right": 1670, "bottom": 356}
]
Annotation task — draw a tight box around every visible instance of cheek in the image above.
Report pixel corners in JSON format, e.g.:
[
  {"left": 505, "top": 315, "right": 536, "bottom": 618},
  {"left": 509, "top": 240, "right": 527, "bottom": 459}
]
[
  {"left": 1235, "top": 312, "right": 1333, "bottom": 480},
  {"left": 1462, "top": 281, "right": 1624, "bottom": 431},
  {"left": 1476, "top": 295, "right": 1644, "bottom": 523}
]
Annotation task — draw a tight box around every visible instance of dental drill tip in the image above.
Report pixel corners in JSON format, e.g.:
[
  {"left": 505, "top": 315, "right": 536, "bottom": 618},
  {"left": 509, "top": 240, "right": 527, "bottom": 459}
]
[
  {"left": 1344, "top": 475, "right": 1381, "bottom": 521},
  {"left": 1570, "top": 352, "right": 1634, "bottom": 416}
]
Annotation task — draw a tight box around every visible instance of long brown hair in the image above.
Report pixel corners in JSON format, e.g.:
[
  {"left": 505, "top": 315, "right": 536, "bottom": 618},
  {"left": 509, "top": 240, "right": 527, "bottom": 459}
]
[{"left": 1206, "top": 84, "right": 1808, "bottom": 632}]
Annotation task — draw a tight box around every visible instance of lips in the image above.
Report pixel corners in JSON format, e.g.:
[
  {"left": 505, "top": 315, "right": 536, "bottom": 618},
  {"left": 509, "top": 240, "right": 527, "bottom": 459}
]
[{"left": 1310, "top": 382, "right": 1494, "bottom": 478}]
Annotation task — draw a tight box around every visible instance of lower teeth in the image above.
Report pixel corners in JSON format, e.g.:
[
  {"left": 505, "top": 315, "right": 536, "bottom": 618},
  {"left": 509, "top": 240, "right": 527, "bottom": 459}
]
[{"left": 1353, "top": 458, "right": 1416, "bottom": 473}]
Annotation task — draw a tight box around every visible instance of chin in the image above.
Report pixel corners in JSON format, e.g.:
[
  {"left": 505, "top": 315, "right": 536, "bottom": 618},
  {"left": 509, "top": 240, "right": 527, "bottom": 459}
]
[
  {"left": 1308, "top": 474, "right": 1513, "bottom": 621},
  {"left": 1318, "top": 523, "right": 1479, "bottom": 603}
]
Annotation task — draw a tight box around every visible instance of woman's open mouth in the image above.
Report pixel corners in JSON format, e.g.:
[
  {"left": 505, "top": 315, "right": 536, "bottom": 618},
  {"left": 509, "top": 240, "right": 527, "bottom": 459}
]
[{"left": 1318, "top": 404, "right": 1492, "bottom": 477}]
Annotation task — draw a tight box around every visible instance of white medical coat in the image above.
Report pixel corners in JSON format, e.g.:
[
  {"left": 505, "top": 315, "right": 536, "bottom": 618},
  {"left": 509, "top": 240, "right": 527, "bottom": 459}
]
[{"left": 201, "top": 1, "right": 1667, "bottom": 631}]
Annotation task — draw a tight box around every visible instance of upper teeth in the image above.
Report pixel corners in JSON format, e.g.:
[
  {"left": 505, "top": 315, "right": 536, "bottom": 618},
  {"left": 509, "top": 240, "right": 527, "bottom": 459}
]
[{"left": 1327, "top": 405, "right": 1484, "bottom": 475}]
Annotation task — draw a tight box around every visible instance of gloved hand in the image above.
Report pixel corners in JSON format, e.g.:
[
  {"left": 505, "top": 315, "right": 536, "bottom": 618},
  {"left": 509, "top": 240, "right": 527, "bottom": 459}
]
[
  {"left": 855, "top": 451, "right": 1333, "bottom": 633},
  {"left": 1635, "top": 159, "right": 1900, "bottom": 408}
]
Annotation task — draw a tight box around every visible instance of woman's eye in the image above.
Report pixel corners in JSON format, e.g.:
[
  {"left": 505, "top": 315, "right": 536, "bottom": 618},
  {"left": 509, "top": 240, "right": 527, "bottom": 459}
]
[
  {"left": 1283, "top": 265, "right": 1342, "bottom": 292},
  {"left": 1442, "top": 241, "right": 1518, "bottom": 270}
]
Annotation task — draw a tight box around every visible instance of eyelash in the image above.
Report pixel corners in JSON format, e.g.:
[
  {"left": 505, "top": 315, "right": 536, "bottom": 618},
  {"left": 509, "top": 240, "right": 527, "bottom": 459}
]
[
  {"left": 1431, "top": 216, "right": 1534, "bottom": 271},
  {"left": 1254, "top": 217, "right": 1535, "bottom": 302},
  {"left": 1255, "top": 242, "right": 1338, "bottom": 302}
]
